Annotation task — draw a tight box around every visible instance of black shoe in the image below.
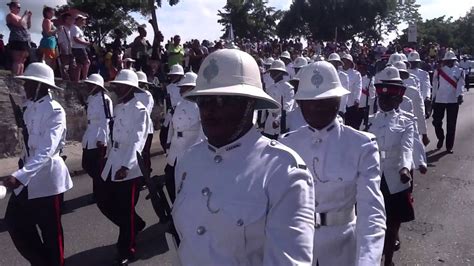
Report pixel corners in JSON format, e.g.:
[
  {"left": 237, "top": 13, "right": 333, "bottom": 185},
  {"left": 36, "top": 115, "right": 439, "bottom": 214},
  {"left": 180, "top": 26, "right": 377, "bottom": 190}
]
[
  {"left": 436, "top": 139, "right": 444, "bottom": 149},
  {"left": 114, "top": 256, "right": 135, "bottom": 266},
  {"left": 394, "top": 239, "right": 401, "bottom": 251},
  {"left": 447, "top": 149, "right": 454, "bottom": 154}
]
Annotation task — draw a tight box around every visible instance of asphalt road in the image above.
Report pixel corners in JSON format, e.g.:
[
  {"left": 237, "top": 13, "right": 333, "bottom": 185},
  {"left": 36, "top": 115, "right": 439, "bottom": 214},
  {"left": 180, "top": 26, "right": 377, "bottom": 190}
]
[{"left": 0, "top": 91, "right": 472, "bottom": 266}]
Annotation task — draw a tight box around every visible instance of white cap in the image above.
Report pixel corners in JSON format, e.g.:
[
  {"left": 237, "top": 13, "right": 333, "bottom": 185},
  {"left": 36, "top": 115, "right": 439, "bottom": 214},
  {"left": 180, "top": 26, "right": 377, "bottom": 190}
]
[
  {"left": 295, "top": 61, "right": 350, "bottom": 100},
  {"left": 0, "top": 185, "right": 6, "bottom": 200},
  {"left": 83, "top": 74, "right": 106, "bottom": 91},
  {"left": 76, "top": 14, "right": 87, "bottom": 20},
  {"left": 110, "top": 69, "right": 140, "bottom": 89},
  {"left": 168, "top": 64, "right": 185, "bottom": 76},
  {"left": 393, "top": 61, "right": 409, "bottom": 74},
  {"left": 16, "top": 62, "right": 62, "bottom": 90},
  {"left": 293, "top": 57, "right": 308, "bottom": 69},
  {"left": 123, "top": 58, "right": 136, "bottom": 63},
  {"left": 408, "top": 51, "right": 421, "bottom": 62},
  {"left": 280, "top": 51, "right": 291, "bottom": 60},
  {"left": 136, "top": 71, "right": 152, "bottom": 85},
  {"left": 268, "top": 59, "right": 287, "bottom": 73},
  {"left": 375, "top": 66, "right": 403, "bottom": 84},
  {"left": 327, "top": 53, "right": 343, "bottom": 64},
  {"left": 387, "top": 53, "right": 403, "bottom": 65},
  {"left": 442, "top": 50, "right": 457, "bottom": 61},
  {"left": 341, "top": 53, "right": 354, "bottom": 62},
  {"left": 263, "top": 57, "right": 275, "bottom": 66},
  {"left": 177, "top": 72, "right": 198, "bottom": 87},
  {"left": 185, "top": 49, "right": 279, "bottom": 110}
]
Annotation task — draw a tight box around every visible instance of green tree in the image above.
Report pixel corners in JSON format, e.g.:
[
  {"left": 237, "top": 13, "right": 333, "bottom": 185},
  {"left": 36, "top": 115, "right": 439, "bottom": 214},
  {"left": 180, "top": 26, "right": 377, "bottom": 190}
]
[
  {"left": 277, "top": 0, "right": 421, "bottom": 42},
  {"left": 218, "top": 0, "right": 282, "bottom": 40}
]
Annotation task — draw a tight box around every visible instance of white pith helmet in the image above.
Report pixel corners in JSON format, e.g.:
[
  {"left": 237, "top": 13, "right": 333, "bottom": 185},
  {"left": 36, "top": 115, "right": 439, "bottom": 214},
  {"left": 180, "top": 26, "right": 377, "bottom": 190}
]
[
  {"left": 110, "top": 69, "right": 140, "bottom": 89},
  {"left": 295, "top": 61, "right": 350, "bottom": 100},
  {"left": 16, "top": 62, "right": 62, "bottom": 90},
  {"left": 168, "top": 64, "right": 185, "bottom": 76},
  {"left": 84, "top": 74, "right": 106, "bottom": 91},
  {"left": 177, "top": 72, "right": 198, "bottom": 87},
  {"left": 184, "top": 49, "right": 279, "bottom": 110}
]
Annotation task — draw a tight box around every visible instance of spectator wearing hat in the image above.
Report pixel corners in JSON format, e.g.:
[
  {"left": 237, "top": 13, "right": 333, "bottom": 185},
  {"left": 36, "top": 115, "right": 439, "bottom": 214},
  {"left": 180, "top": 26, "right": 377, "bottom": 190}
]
[
  {"left": 70, "top": 14, "right": 90, "bottom": 81},
  {"left": 6, "top": 0, "right": 32, "bottom": 76}
]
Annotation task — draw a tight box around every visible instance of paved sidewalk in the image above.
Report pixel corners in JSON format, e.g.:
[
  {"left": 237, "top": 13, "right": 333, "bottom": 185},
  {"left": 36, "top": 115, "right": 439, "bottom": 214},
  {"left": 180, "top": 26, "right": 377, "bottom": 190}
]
[{"left": 0, "top": 135, "right": 165, "bottom": 180}]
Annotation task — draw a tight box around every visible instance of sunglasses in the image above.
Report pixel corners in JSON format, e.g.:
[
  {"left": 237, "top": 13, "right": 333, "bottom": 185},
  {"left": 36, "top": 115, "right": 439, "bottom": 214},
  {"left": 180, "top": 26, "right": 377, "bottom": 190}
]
[{"left": 195, "top": 95, "right": 249, "bottom": 107}]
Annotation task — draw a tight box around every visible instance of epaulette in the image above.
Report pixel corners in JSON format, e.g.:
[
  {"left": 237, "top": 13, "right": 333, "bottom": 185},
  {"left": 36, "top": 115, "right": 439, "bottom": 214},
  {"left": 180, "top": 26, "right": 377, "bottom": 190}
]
[{"left": 267, "top": 139, "right": 307, "bottom": 170}]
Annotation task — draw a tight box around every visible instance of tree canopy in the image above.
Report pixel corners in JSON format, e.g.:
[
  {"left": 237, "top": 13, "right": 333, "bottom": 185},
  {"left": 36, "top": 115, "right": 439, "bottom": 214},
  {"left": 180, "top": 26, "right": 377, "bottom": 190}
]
[
  {"left": 277, "top": 0, "right": 421, "bottom": 42},
  {"left": 218, "top": 0, "right": 282, "bottom": 40}
]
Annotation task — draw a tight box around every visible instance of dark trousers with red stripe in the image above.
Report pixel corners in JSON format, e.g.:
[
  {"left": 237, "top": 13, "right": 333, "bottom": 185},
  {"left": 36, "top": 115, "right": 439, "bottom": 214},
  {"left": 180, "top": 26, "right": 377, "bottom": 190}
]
[
  {"left": 432, "top": 102, "right": 459, "bottom": 150},
  {"left": 95, "top": 176, "right": 145, "bottom": 259},
  {"left": 82, "top": 147, "right": 107, "bottom": 197},
  {"left": 5, "top": 189, "right": 65, "bottom": 266}
]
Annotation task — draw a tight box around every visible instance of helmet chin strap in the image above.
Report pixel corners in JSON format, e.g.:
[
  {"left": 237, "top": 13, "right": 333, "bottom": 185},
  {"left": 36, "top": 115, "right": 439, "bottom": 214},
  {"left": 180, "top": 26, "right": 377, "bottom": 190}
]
[
  {"left": 33, "top": 82, "right": 42, "bottom": 101},
  {"left": 228, "top": 101, "right": 254, "bottom": 142}
]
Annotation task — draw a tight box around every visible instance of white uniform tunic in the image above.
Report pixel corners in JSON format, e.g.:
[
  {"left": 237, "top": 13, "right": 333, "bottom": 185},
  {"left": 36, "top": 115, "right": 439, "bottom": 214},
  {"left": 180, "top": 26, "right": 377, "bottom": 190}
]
[
  {"left": 101, "top": 98, "right": 150, "bottom": 181},
  {"left": 263, "top": 80, "right": 295, "bottom": 135},
  {"left": 82, "top": 92, "right": 113, "bottom": 149},
  {"left": 13, "top": 95, "right": 73, "bottom": 199},
  {"left": 135, "top": 90, "right": 155, "bottom": 134},
  {"left": 280, "top": 119, "right": 386, "bottom": 266},
  {"left": 402, "top": 84, "right": 427, "bottom": 135},
  {"left": 408, "top": 68, "right": 432, "bottom": 99},
  {"left": 338, "top": 71, "right": 350, "bottom": 113},
  {"left": 262, "top": 72, "right": 274, "bottom": 90},
  {"left": 164, "top": 83, "right": 183, "bottom": 127},
  {"left": 166, "top": 99, "right": 203, "bottom": 166},
  {"left": 173, "top": 128, "right": 315, "bottom": 265},
  {"left": 368, "top": 110, "right": 414, "bottom": 194},
  {"left": 432, "top": 66, "right": 465, "bottom": 103},
  {"left": 344, "top": 68, "right": 362, "bottom": 107}
]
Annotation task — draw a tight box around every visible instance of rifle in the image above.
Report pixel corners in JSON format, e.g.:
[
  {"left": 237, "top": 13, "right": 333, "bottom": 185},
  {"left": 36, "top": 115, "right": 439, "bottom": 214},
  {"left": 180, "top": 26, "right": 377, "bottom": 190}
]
[
  {"left": 100, "top": 90, "right": 114, "bottom": 143},
  {"left": 363, "top": 78, "right": 372, "bottom": 131},
  {"left": 280, "top": 96, "right": 288, "bottom": 134},
  {"left": 9, "top": 94, "right": 29, "bottom": 157}
]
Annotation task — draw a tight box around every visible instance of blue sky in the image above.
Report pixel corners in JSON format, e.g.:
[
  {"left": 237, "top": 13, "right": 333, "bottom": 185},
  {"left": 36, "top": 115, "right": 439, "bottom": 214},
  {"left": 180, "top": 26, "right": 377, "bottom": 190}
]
[{"left": 0, "top": 0, "right": 472, "bottom": 44}]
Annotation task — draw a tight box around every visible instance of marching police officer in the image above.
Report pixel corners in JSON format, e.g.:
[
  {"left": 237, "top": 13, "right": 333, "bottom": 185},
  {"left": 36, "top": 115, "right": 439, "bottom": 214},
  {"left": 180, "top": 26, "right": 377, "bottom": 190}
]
[
  {"left": 97, "top": 69, "right": 149, "bottom": 265},
  {"left": 281, "top": 61, "right": 386, "bottom": 266},
  {"left": 432, "top": 50, "right": 465, "bottom": 153},
  {"left": 342, "top": 54, "right": 363, "bottom": 129},
  {"left": 408, "top": 51, "right": 432, "bottom": 111},
  {"left": 136, "top": 71, "right": 155, "bottom": 172},
  {"left": 280, "top": 50, "right": 295, "bottom": 78},
  {"left": 165, "top": 72, "right": 202, "bottom": 203},
  {"left": 82, "top": 74, "right": 113, "bottom": 196},
  {"left": 368, "top": 66, "right": 415, "bottom": 266},
  {"left": 327, "top": 53, "right": 350, "bottom": 117},
  {"left": 263, "top": 59, "right": 295, "bottom": 138},
  {"left": 357, "top": 61, "right": 376, "bottom": 129},
  {"left": 172, "top": 49, "right": 315, "bottom": 265},
  {"left": 4, "top": 62, "right": 73, "bottom": 266},
  {"left": 160, "top": 64, "right": 185, "bottom": 153}
]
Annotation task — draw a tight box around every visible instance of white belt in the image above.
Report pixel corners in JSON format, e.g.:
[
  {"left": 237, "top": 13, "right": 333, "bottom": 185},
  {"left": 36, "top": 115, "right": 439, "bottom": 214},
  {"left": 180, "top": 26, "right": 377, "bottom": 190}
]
[{"left": 315, "top": 207, "right": 356, "bottom": 228}]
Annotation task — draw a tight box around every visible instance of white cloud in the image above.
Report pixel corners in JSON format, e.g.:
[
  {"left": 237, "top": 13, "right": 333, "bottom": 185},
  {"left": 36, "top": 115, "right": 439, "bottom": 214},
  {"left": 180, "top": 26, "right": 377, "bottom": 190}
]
[{"left": 417, "top": 0, "right": 473, "bottom": 20}]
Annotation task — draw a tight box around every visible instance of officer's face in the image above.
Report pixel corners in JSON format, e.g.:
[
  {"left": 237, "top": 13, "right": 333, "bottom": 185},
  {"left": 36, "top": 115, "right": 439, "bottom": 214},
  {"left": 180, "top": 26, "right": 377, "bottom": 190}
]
[
  {"left": 299, "top": 97, "right": 340, "bottom": 130},
  {"left": 377, "top": 94, "right": 403, "bottom": 112},
  {"left": 444, "top": 60, "right": 455, "bottom": 68},
  {"left": 113, "top": 84, "right": 132, "bottom": 100},
  {"left": 85, "top": 83, "right": 99, "bottom": 95},
  {"left": 196, "top": 96, "right": 255, "bottom": 147},
  {"left": 269, "top": 70, "right": 284, "bottom": 81},
  {"left": 23, "top": 80, "right": 40, "bottom": 100},
  {"left": 179, "top": 86, "right": 194, "bottom": 96},
  {"left": 342, "top": 59, "right": 352, "bottom": 70}
]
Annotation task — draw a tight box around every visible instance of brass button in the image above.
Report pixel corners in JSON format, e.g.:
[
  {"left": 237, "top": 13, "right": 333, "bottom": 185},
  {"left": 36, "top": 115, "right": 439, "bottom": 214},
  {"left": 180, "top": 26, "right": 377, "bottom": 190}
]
[
  {"left": 214, "top": 155, "right": 223, "bottom": 163},
  {"left": 201, "top": 187, "right": 210, "bottom": 196},
  {"left": 270, "top": 140, "right": 277, "bottom": 146},
  {"left": 197, "top": 226, "right": 206, "bottom": 235},
  {"left": 236, "top": 219, "right": 244, "bottom": 227}
]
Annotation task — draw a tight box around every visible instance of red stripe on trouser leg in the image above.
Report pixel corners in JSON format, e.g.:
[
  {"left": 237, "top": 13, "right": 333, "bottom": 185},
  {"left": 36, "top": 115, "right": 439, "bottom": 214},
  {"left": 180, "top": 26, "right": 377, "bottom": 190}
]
[
  {"left": 129, "top": 180, "right": 136, "bottom": 253},
  {"left": 54, "top": 195, "right": 64, "bottom": 266}
]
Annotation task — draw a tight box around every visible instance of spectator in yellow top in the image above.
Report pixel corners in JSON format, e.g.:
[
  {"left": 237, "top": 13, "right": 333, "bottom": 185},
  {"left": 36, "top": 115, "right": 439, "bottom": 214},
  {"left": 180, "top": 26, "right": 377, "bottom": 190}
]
[{"left": 167, "top": 35, "right": 184, "bottom": 66}]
